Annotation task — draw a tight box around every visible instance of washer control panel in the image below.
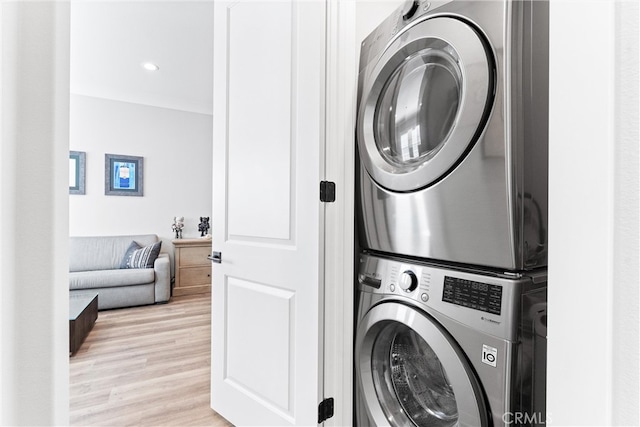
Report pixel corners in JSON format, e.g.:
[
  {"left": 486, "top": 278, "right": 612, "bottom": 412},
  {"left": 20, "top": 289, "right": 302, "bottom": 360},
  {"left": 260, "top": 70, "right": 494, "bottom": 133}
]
[
  {"left": 442, "top": 276, "right": 502, "bottom": 315},
  {"left": 357, "top": 253, "right": 541, "bottom": 339},
  {"left": 360, "top": 256, "right": 433, "bottom": 301}
]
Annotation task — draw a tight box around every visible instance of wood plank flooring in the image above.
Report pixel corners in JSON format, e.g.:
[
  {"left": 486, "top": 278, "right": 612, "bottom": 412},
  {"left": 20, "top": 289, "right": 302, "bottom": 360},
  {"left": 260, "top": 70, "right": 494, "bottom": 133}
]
[{"left": 70, "top": 293, "right": 234, "bottom": 427}]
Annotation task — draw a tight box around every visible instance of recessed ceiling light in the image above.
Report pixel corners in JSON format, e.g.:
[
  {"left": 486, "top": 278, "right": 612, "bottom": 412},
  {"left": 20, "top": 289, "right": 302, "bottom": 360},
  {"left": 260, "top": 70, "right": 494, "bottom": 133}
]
[{"left": 142, "top": 62, "right": 159, "bottom": 71}]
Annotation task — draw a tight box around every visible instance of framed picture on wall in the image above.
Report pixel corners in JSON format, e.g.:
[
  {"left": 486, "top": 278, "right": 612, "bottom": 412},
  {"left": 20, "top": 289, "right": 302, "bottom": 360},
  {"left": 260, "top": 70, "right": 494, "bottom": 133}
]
[
  {"left": 105, "top": 153, "right": 144, "bottom": 196},
  {"left": 69, "top": 151, "right": 86, "bottom": 195}
]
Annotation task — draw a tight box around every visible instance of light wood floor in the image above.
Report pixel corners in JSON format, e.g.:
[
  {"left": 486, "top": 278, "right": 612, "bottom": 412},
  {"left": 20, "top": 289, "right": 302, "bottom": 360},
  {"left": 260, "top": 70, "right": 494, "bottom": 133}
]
[{"left": 70, "top": 293, "right": 234, "bottom": 427}]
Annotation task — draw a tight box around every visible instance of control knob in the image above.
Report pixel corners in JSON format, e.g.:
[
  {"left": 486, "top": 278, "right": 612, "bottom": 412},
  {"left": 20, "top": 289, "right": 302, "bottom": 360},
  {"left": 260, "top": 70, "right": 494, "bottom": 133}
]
[
  {"left": 401, "top": 0, "right": 420, "bottom": 20},
  {"left": 399, "top": 270, "right": 418, "bottom": 292}
]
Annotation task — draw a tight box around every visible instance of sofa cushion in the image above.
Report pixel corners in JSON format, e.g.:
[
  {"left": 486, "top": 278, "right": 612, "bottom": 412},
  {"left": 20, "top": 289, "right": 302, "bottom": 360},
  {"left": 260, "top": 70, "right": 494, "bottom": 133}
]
[
  {"left": 70, "top": 234, "right": 159, "bottom": 272},
  {"left": 120, "top": 241, "right": 162, "bottom": 269},
  {"left": 69, "top": 268, "right": 155, "bottom": 290}
]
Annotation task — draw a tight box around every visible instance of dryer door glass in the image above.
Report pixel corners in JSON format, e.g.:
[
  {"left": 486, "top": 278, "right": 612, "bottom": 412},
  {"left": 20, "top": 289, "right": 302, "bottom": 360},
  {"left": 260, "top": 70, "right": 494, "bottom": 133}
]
[
  {"left": 371, "top": 322, "right": 458, "bottom": 426},
  {"left": 374, "top": 46, "right": 461, "bottom": 170},
  {"left": 356, "top": 17, "right": 492, "bottom": 192}
]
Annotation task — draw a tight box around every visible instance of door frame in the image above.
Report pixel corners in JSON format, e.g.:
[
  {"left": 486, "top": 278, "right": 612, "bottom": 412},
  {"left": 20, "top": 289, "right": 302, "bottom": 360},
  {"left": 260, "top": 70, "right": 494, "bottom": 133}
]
[
  {"left": 323, "top": 0, "right": 357, "bottom": 425},
  {"left": 0, "top": 2, "right": 70, "bottom": 425}
]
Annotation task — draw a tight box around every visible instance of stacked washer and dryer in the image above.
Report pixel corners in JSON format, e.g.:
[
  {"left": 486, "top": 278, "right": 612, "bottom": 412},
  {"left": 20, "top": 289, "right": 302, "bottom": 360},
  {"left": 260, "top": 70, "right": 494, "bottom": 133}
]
[{"left": 354, "top": 0, "right": 549, "bottom": 426}]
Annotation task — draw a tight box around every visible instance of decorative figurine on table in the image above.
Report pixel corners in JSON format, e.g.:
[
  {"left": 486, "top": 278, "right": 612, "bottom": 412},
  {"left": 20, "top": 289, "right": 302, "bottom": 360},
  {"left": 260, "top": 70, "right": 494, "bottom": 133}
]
[
  {"left": 198, "top": 217, "right": 210, "bottom": 237},
  {"left": 172, "top": 216, "right": 185, "bottom": 239}
]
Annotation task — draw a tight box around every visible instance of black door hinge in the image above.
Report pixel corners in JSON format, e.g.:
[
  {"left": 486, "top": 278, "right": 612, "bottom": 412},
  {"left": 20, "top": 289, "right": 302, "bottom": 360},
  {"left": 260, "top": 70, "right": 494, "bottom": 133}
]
[
  {"left": 318, "top": 397, "right": 334, "bottom": 423},
  {"left": 320, "top": 181, "right": 336, "bottom": 203}
]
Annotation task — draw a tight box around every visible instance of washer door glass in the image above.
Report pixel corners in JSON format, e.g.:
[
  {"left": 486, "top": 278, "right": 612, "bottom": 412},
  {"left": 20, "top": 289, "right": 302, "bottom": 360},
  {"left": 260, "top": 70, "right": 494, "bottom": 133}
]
[
  {"left": 374, "top": 45, "right": 461, "bottom": 171},
  {"left": 357, "top": 17, "right": 493, "bottom": 192},
  {"left": 355, "top": 302, "right": 488, "bottom": 427},
  {"left": 372, "top": 323, "right": 458, "bottom": 426}
]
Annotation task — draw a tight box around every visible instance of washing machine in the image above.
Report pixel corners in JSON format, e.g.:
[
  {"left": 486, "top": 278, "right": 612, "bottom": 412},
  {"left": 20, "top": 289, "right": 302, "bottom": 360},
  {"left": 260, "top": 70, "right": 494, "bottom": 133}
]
[
  {"left": 355, "top": 253, "right": 547, "bottom": 426},
  {"left": 356, "top": 0, "right": 549, "bottom": 271}
]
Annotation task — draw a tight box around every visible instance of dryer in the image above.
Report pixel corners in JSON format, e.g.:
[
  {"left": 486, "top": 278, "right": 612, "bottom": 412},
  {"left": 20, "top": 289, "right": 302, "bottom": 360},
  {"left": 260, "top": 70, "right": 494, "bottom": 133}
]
[
  {"left": 356, "top": 0, "right": 549, "bottom": 271},
  {"left": 355, "top": 253, "right": 548, "bottom": 426}
]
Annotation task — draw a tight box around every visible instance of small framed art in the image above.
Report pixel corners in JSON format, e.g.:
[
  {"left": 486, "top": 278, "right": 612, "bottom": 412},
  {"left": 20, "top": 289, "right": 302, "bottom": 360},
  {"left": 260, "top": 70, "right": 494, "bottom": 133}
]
[
  {"left": 105, "top": 153, "right": 144, "bottom": 196},
  {"left": 69, "top": 151, "right": 86, "bottom": 195}
]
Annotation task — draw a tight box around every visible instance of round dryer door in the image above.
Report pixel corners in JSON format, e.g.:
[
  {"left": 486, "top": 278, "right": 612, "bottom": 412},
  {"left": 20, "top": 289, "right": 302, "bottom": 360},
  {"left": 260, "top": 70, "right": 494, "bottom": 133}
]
[
  {"left": 356, "top": 302, "right": 489, "bottom": 426},
  {"left": 357, "top": 17, "right": 493, "bottom": 192}
]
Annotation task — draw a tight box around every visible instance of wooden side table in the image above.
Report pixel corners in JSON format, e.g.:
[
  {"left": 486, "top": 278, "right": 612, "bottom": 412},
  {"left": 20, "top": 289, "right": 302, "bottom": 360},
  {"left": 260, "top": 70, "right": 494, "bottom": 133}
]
[{"left": 172, "top": 238, "right": 212, "bottom": 296}]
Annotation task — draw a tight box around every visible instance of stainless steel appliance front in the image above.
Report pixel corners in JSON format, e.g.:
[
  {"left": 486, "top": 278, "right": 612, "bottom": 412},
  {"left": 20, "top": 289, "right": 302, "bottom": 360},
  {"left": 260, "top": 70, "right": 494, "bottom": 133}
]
[
  {"left": 356, "top": 0, "right": 549, "bottom": 270},
  {"left": 354, "top": 253, "right": 548, "bottom": 427}
]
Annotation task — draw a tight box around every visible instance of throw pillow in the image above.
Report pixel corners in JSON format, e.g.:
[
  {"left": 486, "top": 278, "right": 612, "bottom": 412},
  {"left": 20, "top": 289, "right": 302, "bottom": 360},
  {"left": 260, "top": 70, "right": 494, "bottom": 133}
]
[
  {"left": 119, "top": 241, "right": 141, "bottom": 269},
  {"left": 120, "top": 241, "right": 162, "bottom": 269}
]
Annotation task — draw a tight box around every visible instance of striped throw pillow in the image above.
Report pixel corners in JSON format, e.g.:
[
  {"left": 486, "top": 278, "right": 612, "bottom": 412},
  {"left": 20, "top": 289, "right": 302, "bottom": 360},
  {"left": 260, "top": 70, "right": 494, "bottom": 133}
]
[{"left": 121, "top": 241, "right": 162, "bottom": 269}]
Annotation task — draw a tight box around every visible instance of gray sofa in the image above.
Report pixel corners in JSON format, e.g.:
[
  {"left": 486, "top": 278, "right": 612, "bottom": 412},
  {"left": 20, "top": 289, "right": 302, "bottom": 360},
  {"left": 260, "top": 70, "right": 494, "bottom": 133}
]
[{"left": 69, "top": 234, "right": 171, "bottom": 310}]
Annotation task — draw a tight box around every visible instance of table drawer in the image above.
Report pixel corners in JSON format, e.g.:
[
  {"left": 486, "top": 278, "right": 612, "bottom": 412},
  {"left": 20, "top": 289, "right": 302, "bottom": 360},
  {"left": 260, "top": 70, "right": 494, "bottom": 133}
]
[
  {"left": 178, "top": 266, "right": 211, "bottom": 286},
  {"left": 179, "top": 245, "right": 211, "bottom": 267}
]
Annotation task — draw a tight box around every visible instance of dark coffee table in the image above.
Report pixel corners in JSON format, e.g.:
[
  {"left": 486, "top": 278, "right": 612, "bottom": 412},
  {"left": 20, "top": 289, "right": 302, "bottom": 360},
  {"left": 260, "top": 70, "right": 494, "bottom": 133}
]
[{"left": 69, "top": 293, "right": 98, "bottom": 355}]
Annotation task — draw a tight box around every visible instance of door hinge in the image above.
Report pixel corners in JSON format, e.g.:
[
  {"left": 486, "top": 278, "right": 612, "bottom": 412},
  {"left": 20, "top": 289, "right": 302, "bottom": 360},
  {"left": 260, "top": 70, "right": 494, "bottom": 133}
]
[
  {"left": 318, "top": 397, "right": 334, "bottom": 423},
  {"left": 320, "top": 181, "right": 336, "bottom": 203}
]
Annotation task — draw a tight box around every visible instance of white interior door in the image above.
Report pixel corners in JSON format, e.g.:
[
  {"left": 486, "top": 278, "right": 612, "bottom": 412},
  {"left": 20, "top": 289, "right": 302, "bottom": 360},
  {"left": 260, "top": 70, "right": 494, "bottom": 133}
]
[{"left": 211, "top": 1, "right": 326, "bottom": 425}]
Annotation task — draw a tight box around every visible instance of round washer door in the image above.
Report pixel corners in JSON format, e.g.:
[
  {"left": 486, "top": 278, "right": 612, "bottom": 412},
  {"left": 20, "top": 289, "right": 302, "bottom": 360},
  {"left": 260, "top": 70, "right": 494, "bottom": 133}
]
[
  {"left": 357, "top": 17, "right": 493, "bottom": 192},
  {"left": 355, "top": 302, "right": 489, "bottom": 427}
]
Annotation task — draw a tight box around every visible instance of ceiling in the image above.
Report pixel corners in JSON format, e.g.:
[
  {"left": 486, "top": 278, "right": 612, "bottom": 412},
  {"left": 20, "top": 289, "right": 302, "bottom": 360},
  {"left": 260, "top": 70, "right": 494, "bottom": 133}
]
[{"left": 70, "top": 1, "right": 214, "bottom": 115}]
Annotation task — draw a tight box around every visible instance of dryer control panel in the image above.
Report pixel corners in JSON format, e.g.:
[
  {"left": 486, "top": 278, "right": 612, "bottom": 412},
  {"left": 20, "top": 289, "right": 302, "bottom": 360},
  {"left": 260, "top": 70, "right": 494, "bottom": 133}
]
[{"left": 357, "top": 253, "right": 546, "bottom": 341}]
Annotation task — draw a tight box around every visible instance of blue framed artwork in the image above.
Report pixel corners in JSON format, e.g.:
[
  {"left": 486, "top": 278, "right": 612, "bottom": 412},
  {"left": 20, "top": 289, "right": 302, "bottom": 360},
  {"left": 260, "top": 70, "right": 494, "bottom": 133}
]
[
  {"left": 105, "top": 153, "right": 144, "bottom": 196},
  {"left": 69, "top": 151, "right": 86, "bottom": 195}
]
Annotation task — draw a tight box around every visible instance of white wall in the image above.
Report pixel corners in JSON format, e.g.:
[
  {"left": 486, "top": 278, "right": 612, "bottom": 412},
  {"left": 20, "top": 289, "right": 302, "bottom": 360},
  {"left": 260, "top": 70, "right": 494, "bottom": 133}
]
[
  {"left": 548, "top": 1, "right": 639, "bottom": 425},
  {"left": 0, "top": 2, "right": 70, "bottom": 425},
  {"left": 69, "top": 94, "right": 212, "bottom": 244},
  {"left": 611, "top": 3, "right": 639, "bottom": 424}
]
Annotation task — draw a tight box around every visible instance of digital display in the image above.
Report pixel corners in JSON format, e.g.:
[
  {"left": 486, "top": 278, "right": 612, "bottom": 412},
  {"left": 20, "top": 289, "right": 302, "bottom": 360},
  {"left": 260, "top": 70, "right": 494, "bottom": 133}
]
[{"left": 442, "top": 276, "right": 502, "bottom": 315}]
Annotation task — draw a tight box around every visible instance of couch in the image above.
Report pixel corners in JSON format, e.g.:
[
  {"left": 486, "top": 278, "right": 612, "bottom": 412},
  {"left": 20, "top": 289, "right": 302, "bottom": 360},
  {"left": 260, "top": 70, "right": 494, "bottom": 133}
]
[{"left": 69, "top": 234, "right": 171, "bottom": 310}]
